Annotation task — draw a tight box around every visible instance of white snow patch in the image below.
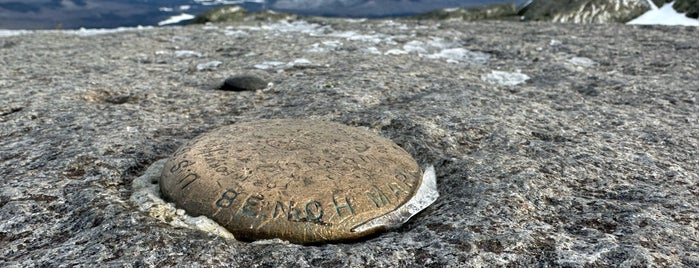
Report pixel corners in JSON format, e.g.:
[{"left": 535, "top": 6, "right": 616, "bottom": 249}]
[
  {"left": 344, "top": 18, "right": 368, "bottom": 23},
  {"left": 254, "top": 58, "right": 318, "bottom": 71},
  {"left": 549, "top": 39, "right": 562, "bottom": 46},
  {"left": 481, "top": 70, "right": 530, "bottom": 86},
  {"left": 352, "top": 166, "right": 439, "bottom": 233},
  {"left": 628, "top": 2, "right": 699, "bottom": 26},
  {"left": 363, "top": 47, "right": 382, "bottom": 54},
  {"left": 259, "top": 20, "right": 326, "bottom": 34},
  {"left": 403, "top": 40, "right": 428, "bottom": 53},
  {"left": 157, "top": 50, "right": 203, "bottom": 58},
  {"left": 130, "top": 159, "right": 235, "bottom": 240},
  {"left": 224, "top": 29, "right": 249, "bottom": 37},
  {"left": 197, "top": 61, "right": 223, "bottom": 71},
  {"left": 158, "top": 13, "right": 195, "bottom": 26},
  {"left": 307, "top": 40, "right": 342, "bottom": 52},
  {"left": 380, "top": 20, "right": 409, "bottom": 30},
  {"left": 322, "top": 40, "right": 342, "bottom": 47},
  {"left": 569, "top": 57, "right": 597, "bottom": 67},
  {"left": 176, "top": 50, "right": 203, "bottom": 58},
  {"left": 159, "top": 7, "right": 174, "bottom": 12},
  {"left": 0, "top": 30, "right": 31, "bottom": 37},
  {"left": 385, "top": 49, "right": 408, "bottom": 55},
  {"left": 426, "top": 38, "right": 460, "bottom": 49},
  {"left": 63, "top": 26, "right": 154, "bottom": 36},
  {"left": 645, "top": 0, "right": 659, "bottom": 10},
  {"left": 202, "top": 24, "right": 220, "bottom": 30},
  {"left": 2, "top": 26, "right": 154, "bottom": 37},
  {"left": 427, "top": 48, "right": 490, "bottom": 64},
  {"left": 254, "top": 61, "right": 287, "bottom": 70},
  {"left": 326, "top": 30, "right": 390, "bottom": 44},
  {"left": 194, "top": 0, "right": 265, "bottom": 5},
  {"left": 290, "top": 58, "right": 313, "bottom": 66}
]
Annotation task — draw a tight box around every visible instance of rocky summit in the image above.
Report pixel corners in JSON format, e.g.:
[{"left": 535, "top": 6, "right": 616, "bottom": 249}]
[{"left": 1, "top": 16, "right": 698, "bottom": 267}]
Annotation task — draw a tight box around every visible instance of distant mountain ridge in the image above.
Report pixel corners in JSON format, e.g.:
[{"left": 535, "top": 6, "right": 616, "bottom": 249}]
[{"left": 1, "top": 0, "right": 697, "bottom": 29}]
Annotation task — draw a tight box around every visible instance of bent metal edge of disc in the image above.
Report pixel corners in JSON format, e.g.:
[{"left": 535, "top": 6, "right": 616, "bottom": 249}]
[{"left": 160, "top": 119, "right": 436, "bottom": 244}]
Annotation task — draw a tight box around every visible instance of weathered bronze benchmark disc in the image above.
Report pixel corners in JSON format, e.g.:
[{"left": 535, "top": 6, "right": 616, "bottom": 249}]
[{"left": 160, "top": 119, "right": 424, "bottom": 244}]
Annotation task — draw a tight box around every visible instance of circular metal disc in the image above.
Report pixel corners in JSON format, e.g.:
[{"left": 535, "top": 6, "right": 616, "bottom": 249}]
[{"left": 160, "top": 119, "right": 423, "bottom": 244}]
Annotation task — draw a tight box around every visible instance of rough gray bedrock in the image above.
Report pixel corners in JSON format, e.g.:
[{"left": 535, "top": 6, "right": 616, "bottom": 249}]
[{"left": 0, "top": 18, "right": 698, "bottom": 267}]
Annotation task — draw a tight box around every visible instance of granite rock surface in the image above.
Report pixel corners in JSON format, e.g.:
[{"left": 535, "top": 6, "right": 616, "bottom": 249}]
[{"left": 1, "top": 18, "right": 698, "bottom": 267}]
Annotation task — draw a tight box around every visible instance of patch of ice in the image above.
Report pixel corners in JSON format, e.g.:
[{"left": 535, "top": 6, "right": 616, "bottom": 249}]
[
  {"left": 254, "top": 61, "right": 287, "bottom": 70},
  {"left": 251, "top": 238, "right": 292, "bottom": 245},
  {"left": 3, "top": 26, "right": 155, "bottom": 38},
  {"left": 176, "top": 50, "right": 203, "bottom": 58},
  {"left": 197, "top": 61, "right": 223, "bottom": 71},
  {"left": 403, "top": 40, "right": 428, "bottom": 53},
  {"left": 130, "top": 159, "right": 235, "bottom": 240},
  {"left": 322, "top": 40, "right": 342, "bottom": 47},
  {"left": 427, "top": 48, "right": 490, "bottom": 64},
  {"left": 260, "top": 20, "right": 326, "bottom": 34},
  {"left": 202, "top": 25, "right": 220, "bottom": 30},
  {"left": 628, "top": 1, "right": 699, "bottom": 26},
  {"left": 0, "top": 30, "right": 31, "bottom": 37},
  {"left": 363, "top": 47, "right": 382, "bottom": 54},
  {"left": 385, "top": 49, "right": 408, "bottom": 55},
  {"left": 352, "top": 166, "right": 439, "bottom": 233},
  {"left": 326, "top": 31, "right": 390, "bottom": 44},
  {"left": 194, "top": 0, "right": 265, "bottom": 5},
  {"left": 168, "top": 50, "right": 203, "bottom": 58},
  {"left": 344, "top": 18, "right": 368, "bottom": 23},
  {"left": 159, "top": 7, "right": 174, "bottom": 12},
  {"left": 290, "top": 58, "right": 312, "bottom": 66},
  {"left": 380, "top": 20, "right": 409, "bottom": 30},
  {"left": 426, "top": 38, "right": 460, "bottom": 49},
  {"left": 228, "top": 19, "right": 396, "bottom": 45},
  {"left": 254, "top": 58, "right": 318, "bottom": 71},
  {"left": 159, "top": 13, "right": 195, "bottom": 26},
  {"left": 307, "top": 40, "right": 342, "bottom": 52},
  {"left": 180, "top": 5, "right": 191, "bottom": 11},
  {"left": 569, "top": 57, "right": 597, "bottom": 67},
  {"left": 224, "top": 30, "right": 249, "bottom": 37},
  {"left": 481, "top": 70, "right": 530, "bottom": 86},
  {"left": 62, "top": 26, "right": 154, "bottom": 36}
]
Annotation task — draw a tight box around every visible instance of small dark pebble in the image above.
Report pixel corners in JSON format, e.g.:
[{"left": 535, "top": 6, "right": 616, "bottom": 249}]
[
  {"left": 0, "top": 107, "right": 23, "bottom": 116},
  {"left": 220, "top": 75, "right": 268, "bottom": 91},
  {"left": 105, "top": 95, "right": 130, "bottom": 104}
]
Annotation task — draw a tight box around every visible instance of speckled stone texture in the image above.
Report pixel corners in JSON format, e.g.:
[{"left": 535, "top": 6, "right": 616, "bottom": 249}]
[{"left": 1, "top": 19, "right": 697, "bottom": 267}]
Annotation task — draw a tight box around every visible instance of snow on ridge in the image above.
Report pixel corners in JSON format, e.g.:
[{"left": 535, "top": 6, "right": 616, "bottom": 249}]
[
  {"left": 1, "top": 26, "right": 156, "bottom": 37},
  {"left": 63, "top": 26, "right": 155, "bottom": 36},
  {"left": 0, "top": 30, "right": 31, "bottom": 37},
  {"left": 193, "top": 0, "right": 264, "bottom": 6},
  {"left": 158, "top": 13, "right": 196, "bottom": 26},
  {"left": 628, "top": 1, "right": 699, "bottom": 26}
]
